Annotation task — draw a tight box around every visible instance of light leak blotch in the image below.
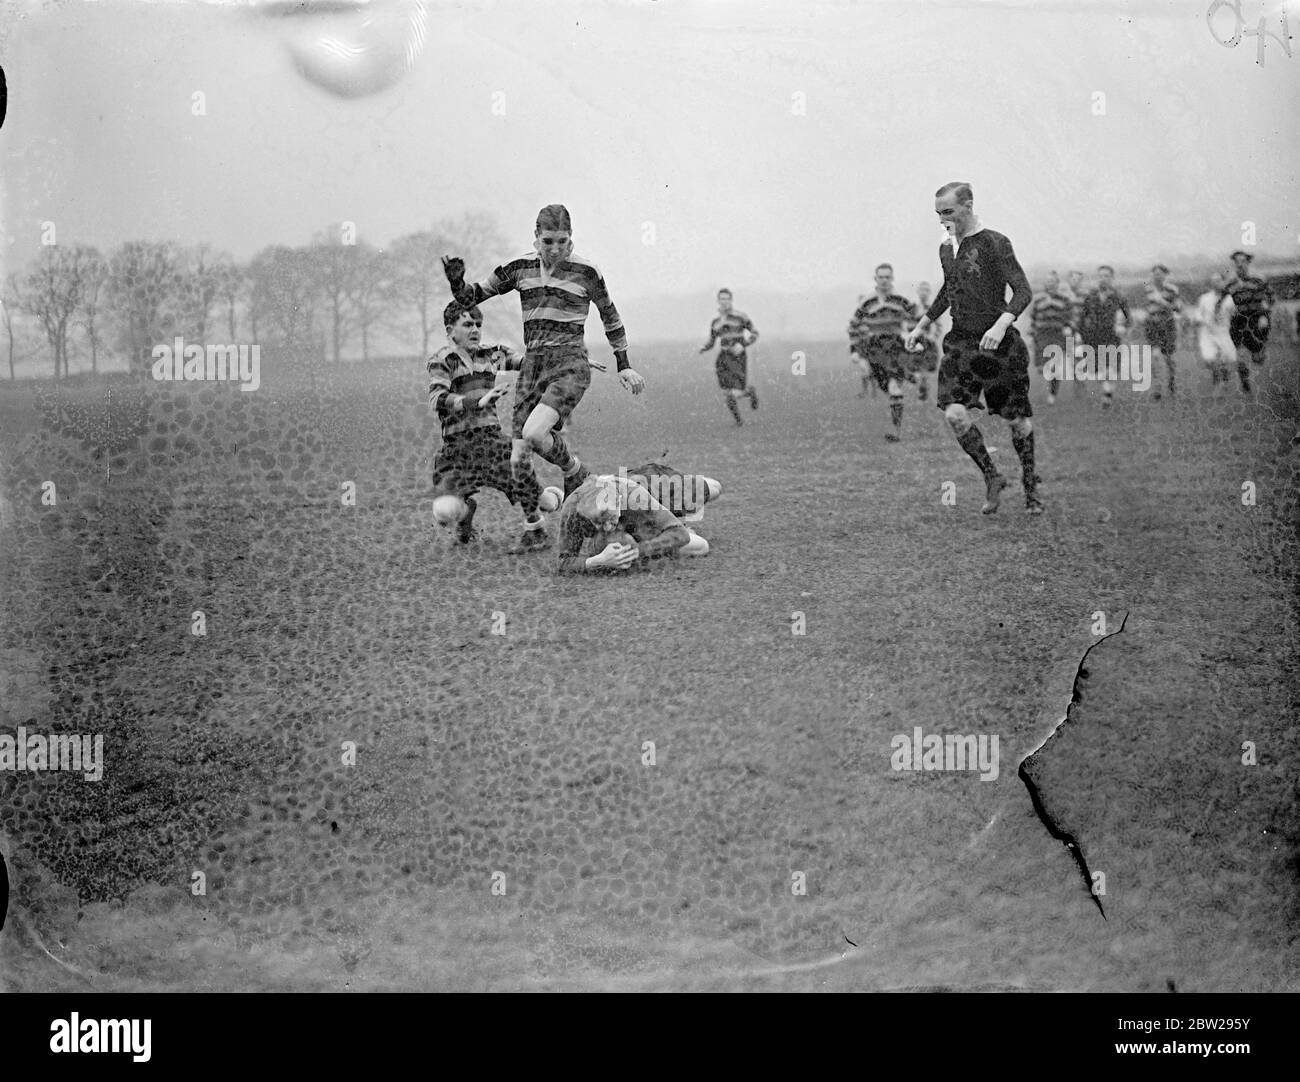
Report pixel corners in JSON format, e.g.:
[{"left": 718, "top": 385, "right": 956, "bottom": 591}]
[{"left": 252, "top": 0, "right": 430, "bottom": 99}]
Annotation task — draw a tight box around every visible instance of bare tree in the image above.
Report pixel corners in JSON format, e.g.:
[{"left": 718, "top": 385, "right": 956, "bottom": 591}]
[
  {"left": 2, "top": 275, "right": 19, "bottom": 381},
  {"left": 309, "top": 227, "right": 359, "bottom": 364},
  {"left": 105, "top": 241, "right": 185, "bottom": 375},
  {"left": 390, "top": 211, "right": 507, "bottom": 357},
  {"left": 18, "top": 245, "right": 97, "bottom": 379},
  {"left": 216, "top": 260, "right": 248, "bottom": 341},
  {"left": 248, "top": 245, "right": 320, "bottom": 350},
  {"left": 346, "top": 243, "right": 394, "bottom": 364},
  {"left": 176, "top": 245, "right": 229, "bottom": 342},
  {"left": 76, "top": 249, "right": 109, "bottom": 374}
]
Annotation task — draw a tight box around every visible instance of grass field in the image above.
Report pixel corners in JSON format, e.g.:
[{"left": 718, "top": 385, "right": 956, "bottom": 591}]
[{"left": 1, "top": 338, "right": 1297, "bottom": 991}]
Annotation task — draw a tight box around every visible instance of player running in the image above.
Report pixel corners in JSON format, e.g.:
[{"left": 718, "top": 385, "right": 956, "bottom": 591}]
[
  {"left": 441, "top": 203, "right": 646, "bottom": 503},
  {"left": 1225, "top": 250, "right": 1274, "bottom": 393},
  {"left": 1193, "top": 272, "right": 1239, "bottom": 391},
  {"left": 426, "top": 301, "right": 564, "bottom": 552},
  {"left": 1078, "top": 265, "right": 1131, "bottom": 408},
  {"left": 905, "top": 182, "right": 1040, "bottom": 515},
  {"left": 1028, "top": 271, "right": 1072, "bottom": 404},
  {"left": 849, "top": 264, "right": 920, "bottom": 441},
  {"left": 1143, "top": 264, "right": 1184, "bottom": 400},
  {"left": 911, "top": 281, "right": 942, "bottom": 402},
  {"left": 700, "top": 288, "right": 759, "bottom": 425},
  {"left": 556, "top": 464, "right": 721, "bottom": 573}
]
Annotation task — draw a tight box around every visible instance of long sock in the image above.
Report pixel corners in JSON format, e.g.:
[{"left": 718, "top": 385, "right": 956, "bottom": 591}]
[
  {"left": 1238, "top": 361, "right": 1251, "bottom": 392},
  {"left": 522, "top": 510, "right": 544, "bottom": 531},
  {"left": 862, "top": 376, "right": 872, "bottom": 395},
  {"left": 957, "top": 425, "right": 997, "bottom": 479},
  {"left": 1049, "top": 378, "right": 1060, "bottom": 397},
  {"left": 725, "top": 394, "right": 741, "bottom": 422},
  {"left": 538, "top": 431, "right": 575, "bottom": 473},
  {"left": 1011, "top": 429, "right": 1036, "bottom": 493},
  {"left": 889, "top": 394, "right": 903, "bottom": 429},
  {"left": 1168, "top": 360, "right": 1176, "bottom": 396}
]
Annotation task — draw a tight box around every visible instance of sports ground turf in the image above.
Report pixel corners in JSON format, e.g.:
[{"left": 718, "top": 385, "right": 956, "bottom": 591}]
[{"left": 1, "top": 338, "right": 1297, "bottom": 990}]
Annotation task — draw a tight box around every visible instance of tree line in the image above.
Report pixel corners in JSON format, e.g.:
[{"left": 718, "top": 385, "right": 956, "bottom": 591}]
[{"left": 0, "top": 212, "right": 505, "bottom": 380}]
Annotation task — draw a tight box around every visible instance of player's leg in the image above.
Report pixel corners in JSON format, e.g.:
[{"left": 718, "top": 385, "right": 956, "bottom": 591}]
[
  {"left": 741, "top": 356, "right": 758, "bottom": 409},
  {"left": 431, "top": 447, "right": 479, "bottom": 544},
  {"left": 986, "top": 331, "right": 1040, "bottom": 515},
  {"left": 630, "top": 464, "right": 721, "bottom": 522},
  {"left": 886, "top": 376, "right": 905, "bottom": 441},
  {"left": 524, "top": 356, "right": 593, "bottom": 497},
  {"left": 938, "top": 336, "right": 1005, "bottom": 514},
  {"left": 482, "top": 431, "right": 552, "bottom": 553}
]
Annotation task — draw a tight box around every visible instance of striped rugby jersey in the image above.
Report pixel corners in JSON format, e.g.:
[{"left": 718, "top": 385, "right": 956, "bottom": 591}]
[
  {"left": 848, "top": 293, "right": 919, "bottom": 351},
  {"left": 1144, "top": 281, "right": 1183, "bottom": 326},
  {"left": 426, "top": 342, "right": 521, "bottom": 440},
  {"left": 1226, "top": 273, "right": 1273, "bottom": 317},
  {"left": 454, "top": 251, "right": 629, "bottom": 355},
  {"left": 704, "top": 310, "right": 757, "bottom": 353},
  {"left": 1030, "top": 289, "right": 1072, "bottom": 339}
]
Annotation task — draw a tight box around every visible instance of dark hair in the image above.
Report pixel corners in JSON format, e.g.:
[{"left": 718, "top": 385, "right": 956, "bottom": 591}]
[
  {"left": 875, "top": 263, "right": 893, "bottom": 274},
  {"left": 536, "top": 204, "right": 572, "bottom": 233},
  {"left": 1097, "top": 264, "right": 1115, "bottom": 274},
  {"left": 1152, "top": 264, "right": 1170, "bottom": 274},
  {"left": 443, "top": 299, "right": 482, "bottom": 329},
  {"left": 935, "top": 181, "right": 973, "bottom": 203},
  {"left": 717, "top": 287, "right": 732, "bottom": 297}
]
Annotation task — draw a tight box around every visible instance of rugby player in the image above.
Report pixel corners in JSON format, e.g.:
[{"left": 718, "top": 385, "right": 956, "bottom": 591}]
[
  {"left": 1143, "top": 264, "right": 1184, "bottom": 400},
  {"left": 426, "top": 301, "right": 563, "bottom": 553},
  {"left": 1079, "top": 265, "right": 1131, "bottom": 408},
  {"left": 912, "top": 281, "right": 942, "bottom": 402},
  {"left": 1225, "top": 250, "right": 1274, "bottom": 391},
  {"left": 442, "top": 204, "right": 646, "bottom": 503},
  {"left": 849, "top": 264, "right": 920, "bottom": 441},
  {"left": 556, "top": 465, "right": 720, "bottom": 573},
  {"left": 905, "top": 182, "right": 1040, "bottom": 514},
  {"left": 1029, "top": 271, "right": 1072, "bottom": 404},
  {"left": 1193, "top": 273, "right": 1239, "bottom": 390},
  {"left": 700, "top": 289, "right": 760, "bottom": 425}
]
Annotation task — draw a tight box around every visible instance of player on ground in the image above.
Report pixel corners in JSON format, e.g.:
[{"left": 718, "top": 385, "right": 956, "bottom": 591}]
[
  {"left": 556, "top": 465, "right": 721, "bottom": 573},
  {"left": 911, "top": 281, "right": 942, "bottom": 402},
  {"left": 1028, "top": 271, "right": 1072, "bottom": 404},
  {"left": 1225, "top": 250, "right": 1274, "bottom": 393},
  {"left": 700, "top": 289, "right": 759, "bottom": 425},
  {"left": 426, "top": 301, "right": 564, "bottom": 552},
  {"left": 1194, "top": 272, "right": 1239, "bottom": 391},
  {"left": 1143, "top": 263, "right": 1184, "bottom": 400},
  {"left": 442, "top": 203, "right": 646, "bottom": 503},
  {"left": 849, "top": 263, "right": 920, "bottom": 442},
  {"left": 1079, "top": 264, "right": 1131, "bottom": 408},
  {"left": 905, "top": 182, "right": 1040, "bottom": 514}
]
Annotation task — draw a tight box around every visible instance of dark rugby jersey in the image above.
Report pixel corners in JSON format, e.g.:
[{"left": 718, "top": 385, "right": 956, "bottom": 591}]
[
  {"left": 848, "top": 293, "right": 918, "bottom": 351},
  {"left": 1144, "top": 281, "right": 1183, "bottom": 327},
  {"left": 454, "top": 251, "right": 629, "bottom": 355},
  {"left": 1226, "top": 273, "right": 1273, "bottom": 317},
  {"left": 426, "top": 342, "right": 521, "bottom": 440},
  {"left": 704, "top": 310, "right": 757, "bottom": 353},
  {"left": 1030, "top": 289, "right": 1072, "bottom": 339},
  {"left": 1079, "top": 288, "right": 1131, "bottom": 346},
  {"left": 556, "top": 477, "right": 687, "bottom": 573},
  {"left": 925, "top": 229, "right": 1032, "bottom": 337}
]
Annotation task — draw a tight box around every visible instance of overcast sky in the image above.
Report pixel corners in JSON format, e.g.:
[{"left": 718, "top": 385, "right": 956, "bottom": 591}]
[{"left": 2, "top": 0, "right": 1297, "bottom": 301}]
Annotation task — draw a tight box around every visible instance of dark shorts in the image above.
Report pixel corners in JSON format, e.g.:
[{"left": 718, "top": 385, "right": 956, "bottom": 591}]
[
  {"left": 513, "top": 344, "right": 592, "bottom": 438},
  {"left": 715, "top": 351, "right": 748, "bottom": 390},
  {"left": 1146, "top": 318, "right": 1178, "bottom": 356},
  {"left": 432, "top": 428, "right": 541, "bottom": 506},
  {"left": 623, "top": 463, "right": 709, "bottom": 517},
  {"left": 1229, "top": 312, "right": 1270, "bottom": 357},
  {"left": 937, "top": 327, "right": 1033, "bottom": 419},
  {"left": 862, "top": 336, "right": 913, "bottom": 392}
]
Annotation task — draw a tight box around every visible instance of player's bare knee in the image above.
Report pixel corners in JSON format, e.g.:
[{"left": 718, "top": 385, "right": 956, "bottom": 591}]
[
  {"left": 1009, "top": 417, "right": 1032, "bottom": 438},
  {"left": 887, "top": 378, "right": 903, "bottom": 396},
  {"left": 944, "top": 404, "right": 971, "bottom": 434},
  {"left": 432, "top": 495, "right": 468, "bottom": 526}
]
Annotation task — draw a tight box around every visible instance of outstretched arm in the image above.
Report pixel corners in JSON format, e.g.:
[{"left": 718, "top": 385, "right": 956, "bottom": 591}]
[{"left": 442, "top": 256, "right": 515, "bottom": 308}]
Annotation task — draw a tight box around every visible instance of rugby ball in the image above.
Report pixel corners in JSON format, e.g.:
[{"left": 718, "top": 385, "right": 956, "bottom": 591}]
[{"left": 538, "top": 485, "right": 564, "bottom": 513}]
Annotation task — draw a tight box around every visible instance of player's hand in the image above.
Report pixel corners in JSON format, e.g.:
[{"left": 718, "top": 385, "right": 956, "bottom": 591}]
[
  {"left": 477, "top": 386, "right": 508, "bottom": 409},
  {"left": 904, "top": 327, "right": 924, "bottom": 353},
  {"left": 730, "top": 342, "right": 745, "bottom": 356},
  {"left": 441, "top": 255, "right": 465, "bottom": 289},
  {"left": 589, "top": 542, "right": 637, "bottom": 571},
  {"left": 619, "top": 368, "right": 646, "bottom": 395},
  {"left": 979, "top": 324, "right": 1006, "bottom": 352}
]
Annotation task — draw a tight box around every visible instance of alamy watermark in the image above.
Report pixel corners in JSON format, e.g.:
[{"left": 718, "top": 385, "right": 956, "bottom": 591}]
[
  {"left": 1041, "top": 333, "right": 1152, "bottom": 392},
  {"left": 615, "top": 467, "right": 709, "bottom": 512},
  {"left": 151, "top": 336, "right": 261, "bottom": 392},
  {"left": 890, "top": 726, "right": 999, "bottom": 781},
  {"left": 0, "top": 726, "right": 104, "bottom": 781}
]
